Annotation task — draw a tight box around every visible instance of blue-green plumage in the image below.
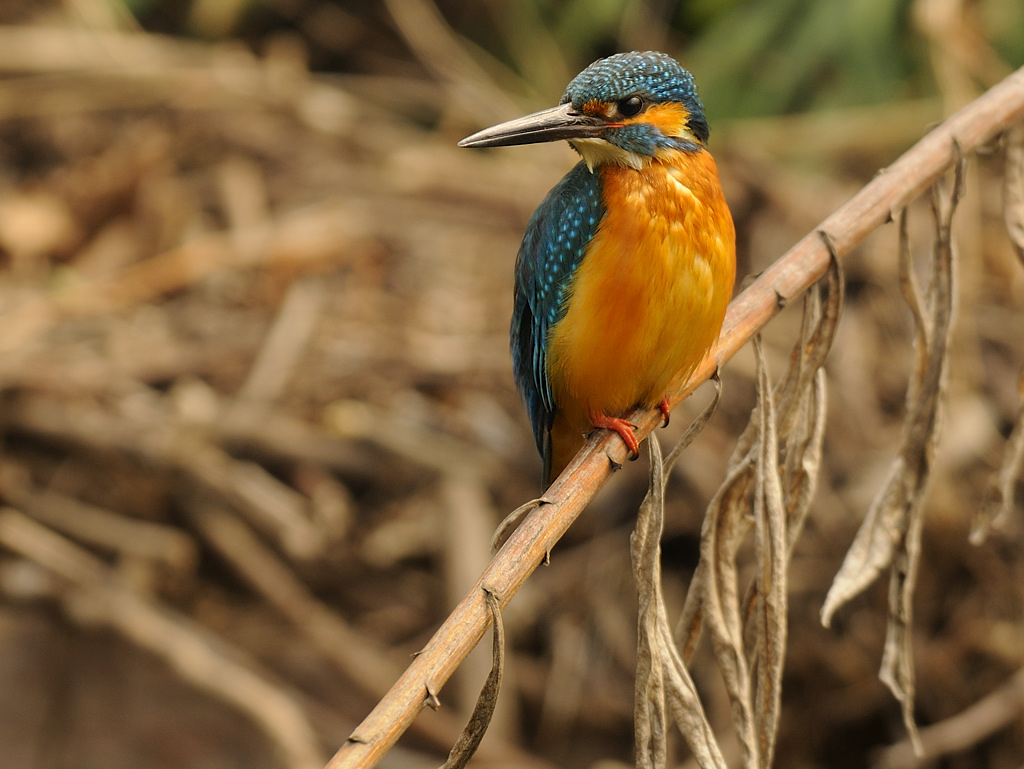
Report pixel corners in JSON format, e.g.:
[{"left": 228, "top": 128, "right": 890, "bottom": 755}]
[
  {"left": 560, "top": 51, "right": 709, "bottom": 147},
  {"left": 511, "top": 162, "right": 604, "bottom": 465}
]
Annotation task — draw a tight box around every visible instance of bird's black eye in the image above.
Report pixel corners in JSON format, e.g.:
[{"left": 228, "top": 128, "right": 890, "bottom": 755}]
[{"left": 618, "top": 95, "right": 644, "bottom": 117}]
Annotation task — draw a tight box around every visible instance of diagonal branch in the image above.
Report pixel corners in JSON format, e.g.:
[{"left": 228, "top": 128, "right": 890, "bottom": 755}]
[{"left": 325, "top": 65, "right": 1024, "bottom": 769}]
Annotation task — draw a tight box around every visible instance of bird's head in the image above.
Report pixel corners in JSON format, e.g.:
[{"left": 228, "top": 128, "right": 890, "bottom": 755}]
[{"left": 459, "top": 51, "right": 709, "bottom": 171}]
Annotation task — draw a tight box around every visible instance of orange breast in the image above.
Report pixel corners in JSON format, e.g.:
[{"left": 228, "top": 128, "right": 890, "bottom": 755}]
[{"left": 546, "top": 148, "right": 736, "bottom": 439}]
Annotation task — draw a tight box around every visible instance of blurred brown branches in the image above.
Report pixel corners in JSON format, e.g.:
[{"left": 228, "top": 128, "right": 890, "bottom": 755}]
[{"left": 0, "top": 6, "right": 1021, "bottom": 769}]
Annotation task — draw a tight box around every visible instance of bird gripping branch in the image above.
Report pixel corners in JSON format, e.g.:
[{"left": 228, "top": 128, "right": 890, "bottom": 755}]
[{"left": 460, "top": 51, "right": 736, "bottom": 484}]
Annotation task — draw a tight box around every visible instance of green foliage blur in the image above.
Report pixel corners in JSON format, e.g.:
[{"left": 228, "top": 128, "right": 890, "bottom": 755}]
[
  {"left": 138, "top": 0, "right": 1024, "bottom": 125},
  {"left": 436, "top": 0, "right": 1024, "bottom": 121}
]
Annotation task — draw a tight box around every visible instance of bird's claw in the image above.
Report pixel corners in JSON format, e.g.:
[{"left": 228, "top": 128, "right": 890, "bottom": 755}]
[
  {"left": 591, "top": 413, "right": 641, "bottom": 459},
  {"left": 659, "top": 397, "right": 672, "bottom": 428}
]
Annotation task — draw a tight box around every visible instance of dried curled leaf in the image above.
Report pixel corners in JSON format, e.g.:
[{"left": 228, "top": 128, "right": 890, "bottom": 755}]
[
  {"left": 671, "top": 260, "right": 839, "bottom": 769},
  {"left": 822, "top": 156, "right": 965, "bottom": 754},
  {"left": 972, "top": 388, "right": 1024, "bottom": 543},
  {"left": 972, "top": 123, "right": 1024, "bottom": 542},
  {"left": 632, "top": 410, "right": 727, "bottom": 769},
  {"left": 440, "top": 588, "right": 505, "bottom": 769},
  {"left": 634, "top": 436, "right": 670, "bottom": 769},
  {"left": 750, "top": 337, "right": 787, "bottom": 768},
  {"left": 1004, "top": 121, "right": 1024, "bottom": 264}
]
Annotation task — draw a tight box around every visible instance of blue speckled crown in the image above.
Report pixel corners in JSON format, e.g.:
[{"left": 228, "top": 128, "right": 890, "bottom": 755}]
[{"left": 560, "top": 51, "right": 708, "bottom": 143}]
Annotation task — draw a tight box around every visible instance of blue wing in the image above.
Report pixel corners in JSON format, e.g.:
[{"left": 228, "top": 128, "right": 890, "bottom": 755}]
[{"left": 511, "top": 162, "right": 605, "bottom": 470}]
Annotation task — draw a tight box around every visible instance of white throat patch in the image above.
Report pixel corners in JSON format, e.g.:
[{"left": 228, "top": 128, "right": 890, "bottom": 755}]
[{"left": 569, "top": 138, "right": 648, "bottom": 171}]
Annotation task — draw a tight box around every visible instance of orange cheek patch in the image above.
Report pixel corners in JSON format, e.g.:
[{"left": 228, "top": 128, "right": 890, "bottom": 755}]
[
  {"left": 581, "top": 99, "right": 613, "bottom": 118},
  {"left": 626, "top": 102, "right": 692, "bottom": 137}
]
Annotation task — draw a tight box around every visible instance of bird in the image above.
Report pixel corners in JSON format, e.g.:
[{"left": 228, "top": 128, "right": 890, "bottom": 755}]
[{"left": 459, "top": 51, "right": 736, "bottom": 484}]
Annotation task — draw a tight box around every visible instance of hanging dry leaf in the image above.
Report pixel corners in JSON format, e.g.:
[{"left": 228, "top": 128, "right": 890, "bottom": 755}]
[
  {"left": 750, "top": 337, "right": 787, "bottom": 768},
  {"left": 440, "top": 589, "right": 505, "bottom": 769},
  {"left": 670, "top": 261, "right": 839, "bottom": 769},
  {"left": 1003, "top": 121, "right": 1024, "bottom": 263},
  {"left": 632, "top": 400, "right": 728, "bottom": 769},
  {"left": 972, "top": 122, "right": 1024, "bottom": 542},
  {"left": 822, "top": 157, "right": 965, "bottom": 755}
]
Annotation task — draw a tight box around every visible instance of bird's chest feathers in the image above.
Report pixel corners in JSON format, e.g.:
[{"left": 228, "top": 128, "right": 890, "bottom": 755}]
[
  {"left": 547, "top": 151, "right": 734, "bottom": 418},
  {"left": 592, "top": 159, "right": 720, "bottom": 302}
]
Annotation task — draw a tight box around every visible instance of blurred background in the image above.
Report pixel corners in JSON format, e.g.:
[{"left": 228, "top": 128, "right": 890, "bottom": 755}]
[{"left": 0, "top": 1, "right": 1022, "bottom": 768}]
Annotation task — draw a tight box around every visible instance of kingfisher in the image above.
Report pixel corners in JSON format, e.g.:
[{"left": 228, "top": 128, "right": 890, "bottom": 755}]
[{"left": 460, "top": 51, "right": 736, "bottom": 484}]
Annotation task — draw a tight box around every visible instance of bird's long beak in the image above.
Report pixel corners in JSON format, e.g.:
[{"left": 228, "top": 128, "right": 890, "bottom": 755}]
[{"left": 458, "top": 102, "right": 606, "bottom": 148}]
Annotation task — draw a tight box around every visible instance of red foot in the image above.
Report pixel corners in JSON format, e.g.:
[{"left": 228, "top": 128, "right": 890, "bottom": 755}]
[
  {"left": 591, "top": 412, "right": 640, "bottom": 458},
  {"left": 659, "top": 397, "right": 672, "bottom": 428}
]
